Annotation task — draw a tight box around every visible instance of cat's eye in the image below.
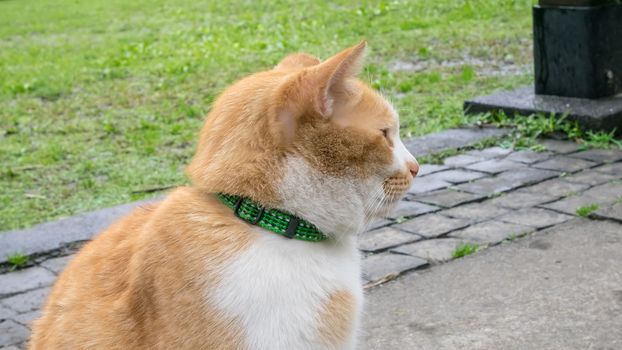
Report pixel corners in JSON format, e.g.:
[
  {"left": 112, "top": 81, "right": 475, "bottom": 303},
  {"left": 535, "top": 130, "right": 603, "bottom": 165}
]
[{"left": 381, "top": 128, "right": 389, "bottom": 139}]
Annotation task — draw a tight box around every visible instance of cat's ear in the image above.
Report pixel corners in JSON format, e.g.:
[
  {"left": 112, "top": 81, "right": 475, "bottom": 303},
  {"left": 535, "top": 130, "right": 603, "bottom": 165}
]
[
  {"left": 307, "top": 41, "right": 367, "bottom": 117},
  {"left": 275, "top": 53, "right": 321, "bottom": 70}
]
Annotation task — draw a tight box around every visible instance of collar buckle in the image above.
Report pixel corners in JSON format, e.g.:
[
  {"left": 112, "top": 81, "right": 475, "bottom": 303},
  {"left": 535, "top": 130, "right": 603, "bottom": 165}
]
[{"left": 234, "top": 197, "right": 266, "bottom": 225}]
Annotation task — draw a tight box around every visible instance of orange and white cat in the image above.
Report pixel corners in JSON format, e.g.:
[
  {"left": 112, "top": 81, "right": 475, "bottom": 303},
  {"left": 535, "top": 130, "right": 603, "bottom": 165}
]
[{"left": 29, "top": 41, "right": 418, "bottom": 350}]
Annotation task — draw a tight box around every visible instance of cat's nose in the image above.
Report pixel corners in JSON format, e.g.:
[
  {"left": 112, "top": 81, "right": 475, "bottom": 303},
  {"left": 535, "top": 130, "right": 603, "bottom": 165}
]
[{"left": 407, "top": 160, "right": 419, "bottom": 178}]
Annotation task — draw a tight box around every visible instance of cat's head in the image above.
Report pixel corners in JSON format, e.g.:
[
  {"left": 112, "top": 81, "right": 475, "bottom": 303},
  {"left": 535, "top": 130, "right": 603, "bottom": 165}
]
[{"left": 188, "top": 42, "right": 418, "bottom": 237}]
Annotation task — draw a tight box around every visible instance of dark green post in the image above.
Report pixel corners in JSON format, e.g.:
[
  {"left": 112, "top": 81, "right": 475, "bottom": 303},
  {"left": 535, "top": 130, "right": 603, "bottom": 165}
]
[{"left": 533, "top": 0, "right": 622, "bottom": 98}]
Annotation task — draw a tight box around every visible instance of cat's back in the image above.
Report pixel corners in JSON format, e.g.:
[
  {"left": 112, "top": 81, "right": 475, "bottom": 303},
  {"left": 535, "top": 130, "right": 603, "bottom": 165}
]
[{"left": 29, "top": 187, "right": 255, "bottom": 350}]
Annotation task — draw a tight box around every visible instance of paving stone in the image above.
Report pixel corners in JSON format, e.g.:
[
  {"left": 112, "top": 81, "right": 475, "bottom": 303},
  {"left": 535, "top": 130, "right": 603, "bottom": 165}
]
[
  {"left": 391, "top": 238, "right": 470, "bottom": 263},
  {"left": 0, "top": 268, "right": 56, "bottom": 297},
  {"left": 499, "top": 208, "right": 573, "bottom": 229},
  {"left": 449, "top": 220, "right": 535, "bottom": 245},
  {"left": 539, "top": 139, "right": 582, "bottom": 154},
  {"left": 395, "top": 214, "right": 470, "bottom": 238},
  {"left": 13, "top": 309, "right": 41, "bottom": 328},
  {"left": 367, "top": 219, "right": 393, "bottom": 231},
  {"left": 0, "top": 288, "right": 50, "bottom": 314},
  {"left": 362, "top": 253, "right": 428, "bottom": 283},
  {"left": 358, "top": 227, "right": 422, "bottom": 253},
  {"left": 465, "top": 159, "right": 524, "bottom": 174},
  {"left": 519, "top": 178, "right": 590, "bottom": 198},
  {"left": 593, "top": 202, "right": 622, "bottom": 222},
  {"left": 404, "top": 127, "right": 510, "bottom": 159},
  {"left": 0, "top": 320, "right": 29, "bottom": 348},
  {"left": 414, "top": 189, "right": 486, "bottom": 208},
  {"left": 40, "top": 255, "right": 73, "bottom": 275},
  {"left": 465, "top": 147, "right": 512, "bottom": 159},
  {"left": 0, "top": 305, "right": 16, "bottom": 321},
  {"left": 427, "top": 169, "right": 488, "bottom": 184},
  {"left": 505, "top": 150, "right": 553, "bottom": 164},
  {"left": 0, "top": 345, "right": 22, "bottom": 350},
  {"left": 456, "top": 168, "right": 560, "bottom": 195},
  {"left": 442, "top": 154, "right": 484, "bottom": 167},
  {"left": 541, "top": 182, "right": 622, "bottom": 215},
  {"left": 386, "top": 201, "right": 439, "bottom": 220},
  {"left": 440, "top": 202, "right": 511, "bottom": 223},
  {"left": 567, "top": 148, "right": 622, "bottom": 163},
  {"left": 407, "top": 176, "right": 451, "bottom": 195},
  {"left": 532, "top": 156, "right": 598, "bottom": 173},
  {"left": 489, "top": 191, "right": 557, "bottom": 209},
  {"left": 418, "top": 164, "right": 449, "bottom": 176},
  {"left": 563, "top": 169, "right": 619, "bottom": 186},
  {"left": 592, "top": 162, "right": 622, "bottom": 176}
]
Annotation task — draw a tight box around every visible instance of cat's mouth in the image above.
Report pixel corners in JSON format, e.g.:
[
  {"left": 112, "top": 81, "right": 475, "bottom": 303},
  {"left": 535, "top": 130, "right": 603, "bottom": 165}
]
[{"left": 382, "top": 173, "right": 412, "bottom": 202}]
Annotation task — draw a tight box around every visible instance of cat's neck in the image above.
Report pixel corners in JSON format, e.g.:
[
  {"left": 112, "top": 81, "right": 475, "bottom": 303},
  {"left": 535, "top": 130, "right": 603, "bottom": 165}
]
[{"left": 276, "top": 156, "right": 379, "bottom": 238}]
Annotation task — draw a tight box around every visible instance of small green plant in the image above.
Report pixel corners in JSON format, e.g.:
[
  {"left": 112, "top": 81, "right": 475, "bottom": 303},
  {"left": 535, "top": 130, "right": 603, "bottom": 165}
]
[
  {"left": 576, "top": 204, "right": 599, "bottom": 217},
  {"left": 505, "top": 233, "right": 519, "bottom": 242},
  {"left": 7, "top": 252, "right": 29, "bottom": 269},
  {"left": 452, "top": 243, "right": 479, "bottom": 259},
  {"left": 394, "top": 216, "right": 408, "bottom": 224}
]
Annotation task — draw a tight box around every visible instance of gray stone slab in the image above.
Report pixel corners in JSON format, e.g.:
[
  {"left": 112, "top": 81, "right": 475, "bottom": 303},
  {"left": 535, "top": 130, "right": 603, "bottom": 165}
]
[
  {"left": 40, "top": 255, "right": 74, "bottom": 275},
  {"left": 443, "top": 154, "right": 484, "bottom": 167},
  {"left": 395, "top": 214, "right": 470, "bottom": 238},
  {"left": 0, "top": 199, "right": 158, "bottom": 263},
  {"left": 532, "top": 156, "right": 598, "bottom": 173},
  {"left": 499, "top": 208, "right": 573, "bottom": 229},
  {"left": 538, "top": 139, "right": 583, "bottom": 154},
  {"left": 593, "top": 161, "right": 622, "bottom": 176},
  {"left": 386, "top": 201, "right": 439, "bottom": 220},
  {"left": 567, "top": 148, "right": 622, "bottom": 163},
  {"left": 358, "top": 228, "right": 422, "bottom": 253},
  {"left": 465, "top": 159, "right": 524, "bottom": 174},
  {"left": 362, "top": 253, "right": 428, "bottom": 283},
  {"left": 367, "top": 219, "right": 393, "bottom": 231},
  {"left": 363, "top": 219, "right": 622, "bottom": 350},
  {"left": 489, "top": 191, "right": 557, "bottom": 209},
  {"left": 0, "top": 345, "right": 21, "bottom": 350},
  {"left": 0, "top": 305, "right": 16, "bottom": 321},
  {"left": 0, "top": 288, "right": 50, "bottom": 314},
  {"left": 449, "top": 220, "right": 535, "bottom": 245},
  {"left": 391, "top": 238, "right": 470, "bottom": 263},
  {"left": 404, "top": 127, "right": 509, "bottom": 158},
  {"left": 465, "top": 147, "right": 512, "bottom": 159},
  {"left": 419, "top": 164, "right": 450, "bottom": 176},
  {"left": 426, "top": 169, "right": 488, "bottom": 184},
  {"left": 564, "top": 169, "right": 619, "bottom": 186},
  {"left": 0, "top": 268, "right": 56, "bottom": 297},
  {"left": 593, "top": 202, "right": 622, "bottom": 222},
  {"left": 440, "top": 202, "right": 511, "bottom": 223},
  {"left": 519, "top": 178, "right": 590, "bottom": 198},
  {"left": 407, "top": 177, "right": 451, "bottom": 195},
  {"left": 541, "top": 182, "right": 622, "bottom": 215},
  {"left": 464, "top": 85, "right": 622, "bottom": 133},
  {"left": 0, "top": 320, "right": 29, "bottom": 348},
  {"left": 456, "top": 168, "right": 560, "bottom": 195},
  {"left": 414, "top": 190, "right": 486, "bottom": 208},
  {"left": 505, "top": 150, "right": 554, "bottom": 164},
  {"left": 13, "top": 309, "right": 41, "bottom": 328}
]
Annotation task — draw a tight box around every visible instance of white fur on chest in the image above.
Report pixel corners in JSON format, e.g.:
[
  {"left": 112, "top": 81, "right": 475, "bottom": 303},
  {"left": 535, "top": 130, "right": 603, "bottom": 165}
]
[{"left": 209, "top": 230, "right": 363, "bottom": 350}]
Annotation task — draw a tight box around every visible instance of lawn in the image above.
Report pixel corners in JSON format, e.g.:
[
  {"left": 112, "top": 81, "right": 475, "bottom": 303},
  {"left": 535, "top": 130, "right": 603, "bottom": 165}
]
[{"left": 0, "top": 0, "right": 536, "bottom": 231}]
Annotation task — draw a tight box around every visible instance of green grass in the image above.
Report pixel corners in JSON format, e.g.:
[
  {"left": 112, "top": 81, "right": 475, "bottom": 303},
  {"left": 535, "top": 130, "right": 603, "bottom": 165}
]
[
  {"left": 576, "top": 204, "right": 599, "bottom": 217},
  {"left": 0, "top": 0, "right": 537, "bottom": 231},
  {"left": 6, "top": 252, "right": 29, "bottom": 269},
  {"left": 452, "top": 243, "right": 480, "bottom": 259}
]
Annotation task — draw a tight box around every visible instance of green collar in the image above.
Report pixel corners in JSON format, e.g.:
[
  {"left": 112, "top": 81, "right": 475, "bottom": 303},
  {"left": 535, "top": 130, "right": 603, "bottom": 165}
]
[{"left": 217, "top": 193, "right": 328, "bottom": 242}]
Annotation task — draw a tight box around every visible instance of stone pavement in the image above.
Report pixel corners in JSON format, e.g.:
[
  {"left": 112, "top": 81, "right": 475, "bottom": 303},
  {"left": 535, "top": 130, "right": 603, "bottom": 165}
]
[
  {"left": 2, "top": 136, "right": 622, "bottom": 348},
  {"left": 363, "top": 219, "right": 622, "bottom": 350}
]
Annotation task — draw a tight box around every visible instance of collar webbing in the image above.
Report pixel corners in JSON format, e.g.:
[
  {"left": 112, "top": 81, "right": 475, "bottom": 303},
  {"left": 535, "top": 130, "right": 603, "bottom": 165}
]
[{"left": 217, "top": 193, "right": 328, "bottom": 242}]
